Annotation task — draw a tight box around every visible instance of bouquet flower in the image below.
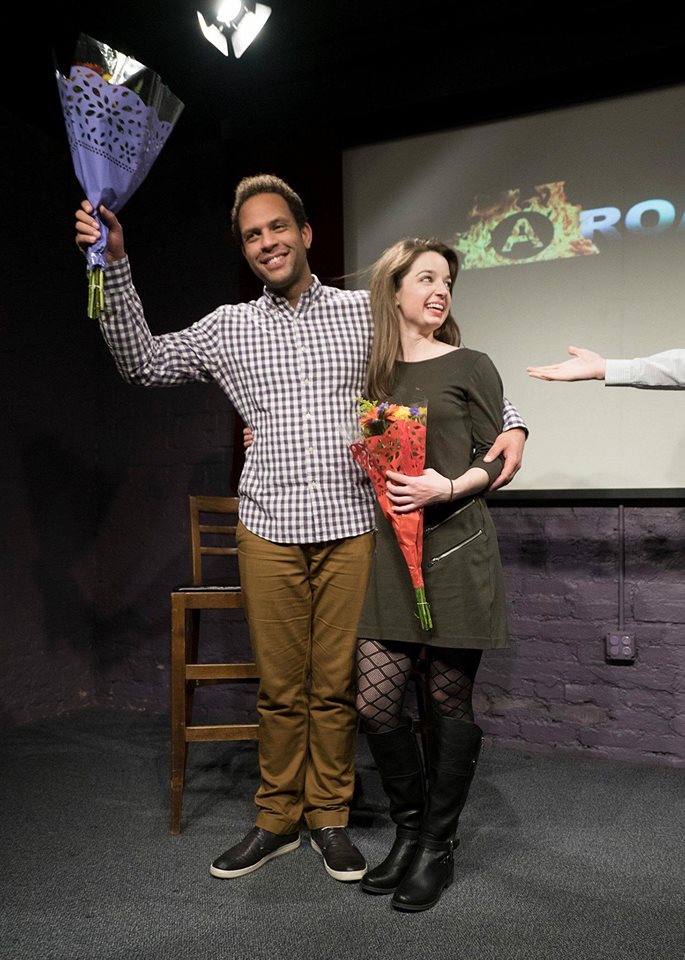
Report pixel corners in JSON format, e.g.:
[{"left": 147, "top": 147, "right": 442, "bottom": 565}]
[
  {"left": 56, "top": 33, "right": 184, "bottom": 318},
  {"left": 350, "top": 399, "right": 432, "bottom": 630}
]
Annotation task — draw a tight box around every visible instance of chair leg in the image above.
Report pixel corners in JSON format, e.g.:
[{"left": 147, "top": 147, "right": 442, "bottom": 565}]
[
  {"left": 185, "top": 610, "right": 201, "bottom": 727},
  {"left": 170, "top": 598, "right": 189, "bottom": 833}
]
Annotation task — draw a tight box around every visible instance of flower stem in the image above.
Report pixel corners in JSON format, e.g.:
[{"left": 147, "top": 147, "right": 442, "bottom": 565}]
[
  {"left": 87, "top": 267, "right": 105, "bottom": 319},
  {"left": 415, "top": 587, "right": 432, "bottom": 631}
]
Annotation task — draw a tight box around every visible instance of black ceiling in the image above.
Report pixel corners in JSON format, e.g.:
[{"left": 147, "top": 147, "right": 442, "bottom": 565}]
[{"left": 13, "top": 0, "right": 685, "bottom": 150}]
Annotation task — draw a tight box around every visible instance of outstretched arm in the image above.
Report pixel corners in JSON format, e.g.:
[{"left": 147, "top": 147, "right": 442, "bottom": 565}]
[
  {"left": 528, "top": 345, "right": 685, "bottom": 389},
  {"left": 527, "top": 345, "right": 606, "bottom": 381},
  {"left": 73, "top": 200, "right": 217, "bottom": 387},
  {"left": 604, "top": 350, "right": 685, "bottom": 389}
]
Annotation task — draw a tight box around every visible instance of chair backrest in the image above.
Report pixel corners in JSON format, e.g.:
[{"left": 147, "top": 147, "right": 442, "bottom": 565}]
[{"left": 188, "top": 495, "right": 240, "bottom": 586}]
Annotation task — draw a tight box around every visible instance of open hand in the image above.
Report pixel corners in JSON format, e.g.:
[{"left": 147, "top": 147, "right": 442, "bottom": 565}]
[{"left": 527, "top": 345, "right": 606, "bottom": 382}]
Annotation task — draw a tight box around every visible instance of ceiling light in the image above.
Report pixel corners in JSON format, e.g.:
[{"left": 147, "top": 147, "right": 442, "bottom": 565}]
[{"left": 197, "top": 1, "right": 272, "bottom": 58}]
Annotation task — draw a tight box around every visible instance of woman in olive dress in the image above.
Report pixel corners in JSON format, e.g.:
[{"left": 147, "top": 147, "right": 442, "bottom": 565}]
[{"left": 356, "top": 238, "right": 508, "bottom": 912}]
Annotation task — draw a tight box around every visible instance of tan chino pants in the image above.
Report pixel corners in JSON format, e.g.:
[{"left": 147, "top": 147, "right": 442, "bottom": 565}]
[{"left": 237, "top": 522, "right": 374, "bottom": 834}]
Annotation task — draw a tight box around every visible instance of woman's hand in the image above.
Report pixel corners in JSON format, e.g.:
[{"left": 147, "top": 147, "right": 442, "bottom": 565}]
[
  {"left": 385, "top": 468, "right": 451, "bottom": 513},
  {"left": 75, "top": 200, "right": 126, "bottom": 261},
  {"left": 243, "top": 426, "right": 254, "bottom": 449}
]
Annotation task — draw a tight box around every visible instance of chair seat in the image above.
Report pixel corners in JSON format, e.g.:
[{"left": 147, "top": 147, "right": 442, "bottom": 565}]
[{"left": 174, "top": 584, "right": 241, "bottom": 593}]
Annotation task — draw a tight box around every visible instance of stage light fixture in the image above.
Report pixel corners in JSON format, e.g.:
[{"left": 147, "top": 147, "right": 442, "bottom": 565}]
[{"left": 197, "top": 0, "right": 272, "bottom": 58}]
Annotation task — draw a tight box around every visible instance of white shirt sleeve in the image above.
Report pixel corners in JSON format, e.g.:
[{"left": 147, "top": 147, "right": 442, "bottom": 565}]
[{"left": 605, "top": 350, "right": 685, "bottom": 389}]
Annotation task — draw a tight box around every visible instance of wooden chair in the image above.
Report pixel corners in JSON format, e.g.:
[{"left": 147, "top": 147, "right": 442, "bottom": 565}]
[{"left": 170, "top": 495, "right": 259, "bottom": 833}]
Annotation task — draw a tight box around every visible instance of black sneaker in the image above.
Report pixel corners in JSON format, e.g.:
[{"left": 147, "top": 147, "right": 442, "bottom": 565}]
[
  {"left": 210, "top": 826, "right": 300, "bottom": 878},
  {"left": 310, "top": 827, "right": 368, "bottom": 882}
]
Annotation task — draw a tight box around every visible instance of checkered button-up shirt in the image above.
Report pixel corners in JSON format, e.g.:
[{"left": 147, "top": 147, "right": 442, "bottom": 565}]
[{"left": 100, "top": 257, "right": 527, "bottom": 544}]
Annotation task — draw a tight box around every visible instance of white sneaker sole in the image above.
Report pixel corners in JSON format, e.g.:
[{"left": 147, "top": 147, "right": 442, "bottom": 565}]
[
  {"left": 210, "top": 837, "right": 301, "bottom": 878},
  {"left": 310, "top": 837, "right": 368, "bottom": 882}
]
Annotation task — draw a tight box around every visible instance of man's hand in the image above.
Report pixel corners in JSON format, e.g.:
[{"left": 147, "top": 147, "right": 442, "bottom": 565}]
[
  {"left": 484, "top": 427, "right": 526, "bottom": 491},
  {"left": 243, "top": 426, "right": 254, "bottom": 449},
  {"left": 527, "top": 345, "right": 606, "bottom": 382},
  {"left": 75, "top": 200, "right": 126, "bottom": 261}
]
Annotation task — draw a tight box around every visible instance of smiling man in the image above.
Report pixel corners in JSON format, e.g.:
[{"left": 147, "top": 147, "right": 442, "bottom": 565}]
[{"left": 74, "top": 174, "right": 527, "bottom": 884}]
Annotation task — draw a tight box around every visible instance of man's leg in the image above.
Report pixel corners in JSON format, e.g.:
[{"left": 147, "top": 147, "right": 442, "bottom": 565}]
[
  {"left": 238, "top": 523, "right": 317, "bottom": 833},
  {"left": 210, "top": 523, "right": 313, "bottom": 878},
  {"left": 211, "top": 526, "right": 373, "bottom": 880},
  {"left": 304, "top": 532, "right": 374, "bottom": 826},
  {"left": 305, "top": 532, "right": 374, "bottom": 880}
]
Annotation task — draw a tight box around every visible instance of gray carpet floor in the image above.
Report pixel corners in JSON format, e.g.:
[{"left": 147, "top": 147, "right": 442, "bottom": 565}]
[{"left": 1, "top": 708, "right": 683, "bottom": 960}]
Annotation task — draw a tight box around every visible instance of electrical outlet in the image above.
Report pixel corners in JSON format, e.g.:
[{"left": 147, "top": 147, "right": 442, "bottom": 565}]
[{"left": 605, "top": 633, "right": 636, "bottom": 663}]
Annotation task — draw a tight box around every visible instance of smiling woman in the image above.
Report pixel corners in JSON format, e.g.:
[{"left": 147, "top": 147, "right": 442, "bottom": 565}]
[
  {"left": 396, "top": 251, "right": 454, "bottom": 338},
  {"left": 354, "top": 235, "right": 508, "bottom": 912},
  {"left": 366, "top": 238, "right": 461, "bottom": 402}
]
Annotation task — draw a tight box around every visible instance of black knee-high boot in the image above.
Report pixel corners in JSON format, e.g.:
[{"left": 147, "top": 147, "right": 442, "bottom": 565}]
[
  {"left": 391, "top": 713, "right": 482, "bottom": 912},
  {"left": 362, "top": 720, "right": 425, "bottom": 894}
]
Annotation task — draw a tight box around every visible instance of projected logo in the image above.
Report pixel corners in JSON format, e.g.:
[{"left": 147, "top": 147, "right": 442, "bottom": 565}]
[{"left": 454, "top": 181, "right": 599, "bottom": 270}]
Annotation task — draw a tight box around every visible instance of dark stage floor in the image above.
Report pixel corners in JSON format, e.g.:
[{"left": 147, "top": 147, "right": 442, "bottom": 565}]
[{"left": 1, "top": 708, "right": 683, "bottom": 960}]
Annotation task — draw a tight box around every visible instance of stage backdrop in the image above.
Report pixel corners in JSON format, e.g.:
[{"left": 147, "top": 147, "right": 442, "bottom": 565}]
[{"left": 342, "top": 85, "right": 685, "bottom": 496}]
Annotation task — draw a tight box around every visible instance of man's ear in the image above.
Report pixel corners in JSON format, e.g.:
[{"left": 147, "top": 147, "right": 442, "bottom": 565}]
[{"left": 302, "top": 223, "right": 313, "bottom": 249}]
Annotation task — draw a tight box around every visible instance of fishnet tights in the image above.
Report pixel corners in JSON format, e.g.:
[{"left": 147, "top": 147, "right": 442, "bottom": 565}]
[{"left": 356, "top": 638, "right": 482, "bottom": 734}]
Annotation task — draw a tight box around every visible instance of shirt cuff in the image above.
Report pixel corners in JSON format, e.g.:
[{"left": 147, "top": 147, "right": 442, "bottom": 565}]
[{"left": 605, "top": 358, "right": 634, "bottom": 385}]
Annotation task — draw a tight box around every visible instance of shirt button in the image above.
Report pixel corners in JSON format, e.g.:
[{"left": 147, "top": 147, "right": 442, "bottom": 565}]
[
  {"left": 304, "top": 412, "right": 313, "bottom": 420},
  {"left": 303, "top": 378, "right": 311, "bottom": 385},
  {"left": 308, "top": 446, "right": 315, "bottom": 454},
  {"left": 309, "top": 480, "right": 319, "bottom": 489}
]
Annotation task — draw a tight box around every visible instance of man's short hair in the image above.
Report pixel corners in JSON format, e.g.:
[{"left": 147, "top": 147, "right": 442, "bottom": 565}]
[{"left": 231, "top": 174, "right": 308, "bottom": 243}]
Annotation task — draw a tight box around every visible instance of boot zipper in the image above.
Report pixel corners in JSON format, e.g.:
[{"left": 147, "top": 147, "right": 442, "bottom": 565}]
[{"left": 427, "top": 529, "right": 483, "bottom": 567}]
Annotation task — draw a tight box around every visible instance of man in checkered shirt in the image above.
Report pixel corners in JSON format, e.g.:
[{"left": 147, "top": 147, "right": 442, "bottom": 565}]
[{"left": 75, "top": 174, "right": 527, "bottom": 884}]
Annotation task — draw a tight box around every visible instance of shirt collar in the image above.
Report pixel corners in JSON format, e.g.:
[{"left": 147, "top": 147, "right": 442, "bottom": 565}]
[{"left": 262, "top": 274, "right": 323, "bottom": 310}]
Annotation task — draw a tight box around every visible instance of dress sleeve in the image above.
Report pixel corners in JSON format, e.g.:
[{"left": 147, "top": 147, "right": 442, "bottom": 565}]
[
  {"left": 98, "top": 257, "right": 222, "bottom": 386},
  {"left": 467, "top": 353, "right": 505, "bottom": 485}
]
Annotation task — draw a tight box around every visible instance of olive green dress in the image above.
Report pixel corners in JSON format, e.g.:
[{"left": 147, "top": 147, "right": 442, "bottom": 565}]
[{"left": 357, "top": 347, "right": 509, "bottom": 649}]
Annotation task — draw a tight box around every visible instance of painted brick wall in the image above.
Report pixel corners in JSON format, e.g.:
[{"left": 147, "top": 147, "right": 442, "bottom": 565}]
[
  {"left": 482, "top": 506, "right": 684, "bottom": 767},
  {"left": 88, "top": 496, "right": 685, "bottom": 766}
]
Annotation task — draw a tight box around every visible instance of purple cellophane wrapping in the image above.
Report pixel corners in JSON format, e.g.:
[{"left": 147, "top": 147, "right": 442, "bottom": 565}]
[{"left": 56, "top": 35, "right": 183, "bottom": 272}]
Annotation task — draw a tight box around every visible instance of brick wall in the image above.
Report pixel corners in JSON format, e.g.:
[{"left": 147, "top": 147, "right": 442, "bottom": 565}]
[{"left": 482, "top": 506, "right": 684, "bottom": 766}]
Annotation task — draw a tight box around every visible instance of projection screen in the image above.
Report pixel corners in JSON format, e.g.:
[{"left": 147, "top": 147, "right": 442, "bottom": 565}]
[{"left": 342, "top": 85, "right": 685, "bottom": 496}]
